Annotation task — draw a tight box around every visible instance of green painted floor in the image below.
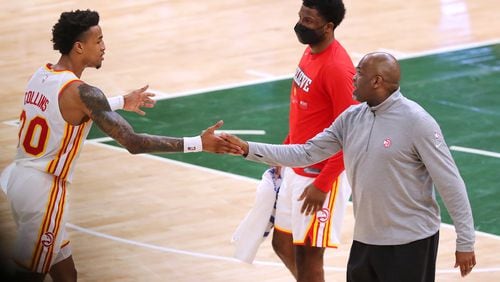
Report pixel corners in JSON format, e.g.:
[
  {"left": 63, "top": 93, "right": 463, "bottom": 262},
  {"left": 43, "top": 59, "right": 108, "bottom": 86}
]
[{"left": 89, "top": 43, "right": 500, "bottom": 235}]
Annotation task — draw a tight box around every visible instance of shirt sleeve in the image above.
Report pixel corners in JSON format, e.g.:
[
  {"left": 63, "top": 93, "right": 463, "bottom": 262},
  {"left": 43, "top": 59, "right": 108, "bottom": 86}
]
[
  {"left": 313, "top": 63, "right": 357, "bottom": 192},
  {"left": 412, "top": 115, "right": 475, "bottom": 252},
  {"left": 283, "top": 134, "right": 290, "bottom": 145},
  {"left": 246, "top": 119, "right": 344, "bottom": 169}
]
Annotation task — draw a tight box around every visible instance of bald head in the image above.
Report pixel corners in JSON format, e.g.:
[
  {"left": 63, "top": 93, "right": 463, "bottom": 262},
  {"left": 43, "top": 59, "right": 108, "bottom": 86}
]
[
  {"left": 353, "top": 52, "right": 401, "bottom": 106},
  {"left": 361, "top": 52, "right": 400, "bottom": 90}
]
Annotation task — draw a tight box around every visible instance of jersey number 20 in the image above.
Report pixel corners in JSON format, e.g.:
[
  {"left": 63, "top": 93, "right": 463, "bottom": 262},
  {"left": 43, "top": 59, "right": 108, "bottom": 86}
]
[{"left": 19, "top": 110, "right": 49, "bottom": 156}]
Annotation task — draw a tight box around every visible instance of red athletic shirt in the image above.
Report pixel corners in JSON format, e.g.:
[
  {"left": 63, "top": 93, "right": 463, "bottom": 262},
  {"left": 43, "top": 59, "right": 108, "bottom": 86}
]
[{"left": 285, "top": 40, "right": 357, "bottom": 192}]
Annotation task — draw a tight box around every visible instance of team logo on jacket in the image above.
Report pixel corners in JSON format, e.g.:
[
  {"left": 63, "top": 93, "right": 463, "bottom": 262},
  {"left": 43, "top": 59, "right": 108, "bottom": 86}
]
[
  {"left": 383, "top": 138, "right": 392, "bottom": 148},
  {"left": 433, "top": 131, "right": 443, "bottom": 148},
  {"left": 316, "top": 208, "right": 330, "bottom": 223},
  {"left": 41, "top": 232, "right": 55, "bottom": 247}
]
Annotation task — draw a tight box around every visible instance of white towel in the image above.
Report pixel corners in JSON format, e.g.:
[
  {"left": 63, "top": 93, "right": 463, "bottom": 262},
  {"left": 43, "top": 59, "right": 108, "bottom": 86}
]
[{"left": 231, "top": 168, "right": 281, "bottom": 263}]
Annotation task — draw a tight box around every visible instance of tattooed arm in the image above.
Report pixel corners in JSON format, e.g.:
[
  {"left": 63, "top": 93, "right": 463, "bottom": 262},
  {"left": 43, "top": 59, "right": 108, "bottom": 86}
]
[
  {"left": 78, "top": 83, "right": 184, "bottom": 153},
  {"left": 67, "top": 82, "right": 241, "bottom": 154}
]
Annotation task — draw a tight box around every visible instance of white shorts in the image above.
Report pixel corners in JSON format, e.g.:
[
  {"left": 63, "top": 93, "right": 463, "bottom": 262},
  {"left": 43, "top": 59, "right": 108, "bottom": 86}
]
[
  {"left": 1, "top": 163, "right": 71, "bottom": 273},
  {"left": 274, "top": 167, "right": 350, "bottom": 248}
]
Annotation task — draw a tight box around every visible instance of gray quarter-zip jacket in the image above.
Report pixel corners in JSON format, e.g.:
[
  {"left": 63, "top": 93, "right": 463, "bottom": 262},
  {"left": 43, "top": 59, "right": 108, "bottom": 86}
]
[{"left": 246, "top": 89, "right": 475, "bottom": 252}]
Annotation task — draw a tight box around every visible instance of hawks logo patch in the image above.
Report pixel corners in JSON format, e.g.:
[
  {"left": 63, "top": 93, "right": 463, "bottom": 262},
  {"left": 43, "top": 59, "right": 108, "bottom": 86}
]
[
  {"left": 41, "top": 232, "right": 55, "bottom": 247},
  {"left": 433, "top": 131, "right": 444, "bottom": 148},
  {"left": 383, "top": 138, "right": 392, "bottom": 148},
  {"left": 316, "top": 208, "right": 330, "bottom": 223}
]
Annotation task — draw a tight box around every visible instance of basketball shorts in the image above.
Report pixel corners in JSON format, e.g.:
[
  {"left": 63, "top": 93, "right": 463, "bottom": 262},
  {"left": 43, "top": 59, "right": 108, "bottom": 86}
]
[
  {"left": 274, "top": 167, "right": 350, "bottom": 247},
  {"left": 1, "top": 163, "right": 71, "bottom": 273}
]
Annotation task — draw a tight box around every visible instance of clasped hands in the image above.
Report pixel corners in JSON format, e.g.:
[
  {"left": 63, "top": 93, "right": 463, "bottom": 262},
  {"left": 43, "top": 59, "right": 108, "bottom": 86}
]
[{"left": 200, "top": 122, "right": 249, "bottom": 155}]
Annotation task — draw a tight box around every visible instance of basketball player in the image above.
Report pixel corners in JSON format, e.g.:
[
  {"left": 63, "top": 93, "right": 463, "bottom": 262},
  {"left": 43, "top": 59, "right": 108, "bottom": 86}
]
[
  {"left": 260, "top": 1, "right": 357, "bottom": 281},
  {"left": 0, "top": 9, "right": 241, "bottom": 282}
]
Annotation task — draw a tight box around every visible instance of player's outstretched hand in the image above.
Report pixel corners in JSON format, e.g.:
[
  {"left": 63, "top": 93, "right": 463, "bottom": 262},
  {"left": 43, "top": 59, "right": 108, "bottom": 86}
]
[
  {"left": 202, "top": 120, "right": 244, "bottom": 154},
  {"left": 220, "top": 132, "right": 249, "bottom": 156},
  {"left": 123, "top": 85, "right": 156, "bottom": 116}
]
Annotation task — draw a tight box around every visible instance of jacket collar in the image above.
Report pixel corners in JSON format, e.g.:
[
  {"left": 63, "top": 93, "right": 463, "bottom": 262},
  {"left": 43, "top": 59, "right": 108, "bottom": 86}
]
[{"left": 369, "top": 88, "right": 402, "bottom": 113}]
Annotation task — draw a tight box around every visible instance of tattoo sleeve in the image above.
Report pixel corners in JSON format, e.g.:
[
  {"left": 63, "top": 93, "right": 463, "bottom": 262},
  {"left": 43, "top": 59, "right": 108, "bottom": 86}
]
[{"left": 77, "top": 83, "right": 184, "bottom": 154}]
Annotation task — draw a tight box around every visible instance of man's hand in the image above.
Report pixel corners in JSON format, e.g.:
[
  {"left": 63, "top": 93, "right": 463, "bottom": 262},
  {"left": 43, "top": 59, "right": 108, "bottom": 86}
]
[
  {"left": 455, "top": 251, "right": 476, "bottom": 277},
  {"left": 201, "top": 121, "right": 244, "bottom": 154},
  {"left": 298, "top": 183, "right": 327, "bottom": 216},
  {"left": 123, "top": 85, "right": 156, "bottom": 115},
  {"left": 219, "top": 132, "right": 249, "bottom": 156}
]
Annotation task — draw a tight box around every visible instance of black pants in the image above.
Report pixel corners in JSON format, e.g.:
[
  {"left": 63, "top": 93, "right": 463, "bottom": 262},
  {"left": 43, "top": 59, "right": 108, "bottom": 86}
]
[{"left": 347, "top": 232, "right": 439, "bottom": 282}]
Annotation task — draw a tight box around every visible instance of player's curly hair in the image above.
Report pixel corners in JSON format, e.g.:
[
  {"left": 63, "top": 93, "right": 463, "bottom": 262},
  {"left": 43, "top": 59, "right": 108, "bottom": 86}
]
[
  {"left": 51, "top": 9, "right": 100, "bottom": 55},
  {"left": 303, "top": 0, "right": 346, "bottom": 29}
]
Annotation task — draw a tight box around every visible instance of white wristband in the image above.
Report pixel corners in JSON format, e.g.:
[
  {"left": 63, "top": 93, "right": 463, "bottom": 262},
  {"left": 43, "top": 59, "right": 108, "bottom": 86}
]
[
  {"left": 183, "top": 136, "right": 203, "bottom": 153},
  {"left": 108, "top": 96, "right": 124, "bottom": 111}
]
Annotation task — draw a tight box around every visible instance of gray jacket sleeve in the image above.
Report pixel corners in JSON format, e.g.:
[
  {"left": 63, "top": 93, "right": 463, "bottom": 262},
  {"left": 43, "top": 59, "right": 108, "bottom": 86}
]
[
  {"left": 413, "top": 115, "right": 475, "bottom": 252},
  {"left": 245, "top": 122, "right": 343, "bottom": 167}
]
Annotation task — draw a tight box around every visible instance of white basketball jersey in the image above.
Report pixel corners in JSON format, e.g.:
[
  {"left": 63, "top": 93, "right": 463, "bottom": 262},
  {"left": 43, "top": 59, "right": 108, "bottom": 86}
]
[{"left": 15, "top": 64, "right": 92, "bottom": 182}]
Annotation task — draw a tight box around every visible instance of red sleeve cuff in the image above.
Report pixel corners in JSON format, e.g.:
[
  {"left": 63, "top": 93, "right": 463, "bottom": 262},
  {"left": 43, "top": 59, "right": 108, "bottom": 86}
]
[
  {"left": 313, "top": 177, "right": 333, "bottom": 193},
  {"left": 313, "top": 152, "right": 345, "bottom": 193}
]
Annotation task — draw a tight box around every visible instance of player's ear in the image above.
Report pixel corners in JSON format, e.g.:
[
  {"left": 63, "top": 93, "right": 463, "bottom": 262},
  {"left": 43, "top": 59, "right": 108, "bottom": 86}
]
[
  {"left": 74, "top": 41, "right": 84, "bottom": 54},
  {"left": 372, "top": 75, "right": 383, "bottom": 88},
  {"left": 327, "top": 22, "right": 334, "bottom": 31}
]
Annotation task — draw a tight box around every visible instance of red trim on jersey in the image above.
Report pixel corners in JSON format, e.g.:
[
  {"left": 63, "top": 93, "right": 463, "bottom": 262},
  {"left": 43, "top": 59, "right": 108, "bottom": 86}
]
[
  {"left": 59, "top": 122, "right": 87, "bottom": 180},
  {"left": 58, "top": 79, "right": 82, "bottom": 100},
  {"left": 47, "top": 124, "right": 75, "bottom": 174},
  {"left": 45, "top": 63, "right": 76, "bottom": 74}
]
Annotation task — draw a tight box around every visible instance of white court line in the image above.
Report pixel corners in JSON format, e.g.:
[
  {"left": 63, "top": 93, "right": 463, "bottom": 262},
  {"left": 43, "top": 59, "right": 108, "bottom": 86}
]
[
  {"left": 86, "top": 136, "right": 113, "bottom": 143},
  {"left": 396, "top": 38, "right": 500, "bottom": 60},
  {"left": 375, "top": 48, "right": 410, "bottom": 58},
  {"left": 2, "top": 119, "right": 19, "bottom": 126},
  {"left": 214, "top": 130, "right": 265, "bottom": 135},
  {"left": 450, "top": 146, "right": 500, "bottom": 159},
  {"left": 441, "top": 224, "right": 500, "bottom": 241},
  {"left": 66, "top": 220, "right": 500, "bottom": 274},
  {"left": 245, "top": 69, "right": 275, "bottom": 79}
]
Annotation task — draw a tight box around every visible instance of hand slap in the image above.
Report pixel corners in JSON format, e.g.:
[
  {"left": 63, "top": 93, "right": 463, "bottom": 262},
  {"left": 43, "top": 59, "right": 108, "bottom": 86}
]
[
  {"left": 219, "top": 133, "right": 249, "bottom": 156},
  {"left": 201, "top": 121, "right": 244, "bottom": 154}
]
